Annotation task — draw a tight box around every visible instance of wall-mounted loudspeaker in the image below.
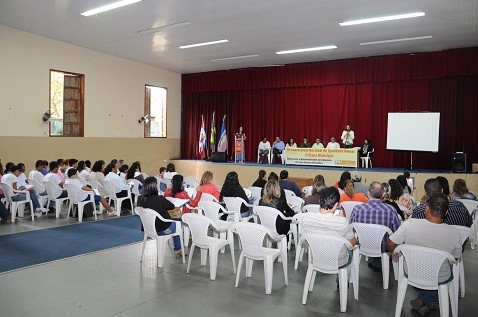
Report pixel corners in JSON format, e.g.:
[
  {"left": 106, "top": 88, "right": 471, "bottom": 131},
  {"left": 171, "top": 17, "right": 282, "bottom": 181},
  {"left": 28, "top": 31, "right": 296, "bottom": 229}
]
[
  {"left": 451, "top": 153, "right": 467, "bottom": 173},
  {"left": 211, "top": 152, "right": 227, "bottom": 162}
]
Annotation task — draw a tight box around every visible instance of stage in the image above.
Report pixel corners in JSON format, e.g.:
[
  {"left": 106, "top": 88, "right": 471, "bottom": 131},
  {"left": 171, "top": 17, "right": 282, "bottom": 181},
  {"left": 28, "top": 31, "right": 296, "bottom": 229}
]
[{"left": 171, "top": 159, "right": 478, "bottom": 200}]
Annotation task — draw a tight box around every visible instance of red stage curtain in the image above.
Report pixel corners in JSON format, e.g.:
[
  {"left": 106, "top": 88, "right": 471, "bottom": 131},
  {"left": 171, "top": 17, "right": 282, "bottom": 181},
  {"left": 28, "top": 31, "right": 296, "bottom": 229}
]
[{"left": 181, "top": 48, "right": 478, "bottom": 170}]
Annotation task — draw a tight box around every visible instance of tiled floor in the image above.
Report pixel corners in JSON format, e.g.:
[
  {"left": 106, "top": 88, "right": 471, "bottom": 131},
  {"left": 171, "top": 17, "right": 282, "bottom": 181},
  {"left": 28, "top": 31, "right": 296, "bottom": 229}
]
[{"left": 1, "top": 208, "right": 477, "bottom": 317}]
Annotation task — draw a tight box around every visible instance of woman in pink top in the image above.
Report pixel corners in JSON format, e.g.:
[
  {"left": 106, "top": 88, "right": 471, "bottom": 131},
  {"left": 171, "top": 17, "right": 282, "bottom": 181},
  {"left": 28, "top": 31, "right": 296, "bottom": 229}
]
[{"left": 197, "top": 171, "right": 220, "bottom": 201}]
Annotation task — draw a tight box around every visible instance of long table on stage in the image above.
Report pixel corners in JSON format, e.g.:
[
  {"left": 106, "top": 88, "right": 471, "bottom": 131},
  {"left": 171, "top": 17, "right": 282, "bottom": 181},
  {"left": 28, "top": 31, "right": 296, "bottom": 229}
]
[{"left": 284, "top": 147, "right": 360, "bottom": 168}]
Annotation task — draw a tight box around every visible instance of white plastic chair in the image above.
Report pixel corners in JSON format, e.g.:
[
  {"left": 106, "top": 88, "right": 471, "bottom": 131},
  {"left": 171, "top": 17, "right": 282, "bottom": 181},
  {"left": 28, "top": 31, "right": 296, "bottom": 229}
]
[
  {"left": 103, "top": 180, "right": 133, "bottom": 217},
  {"left": 254, "top": 205, "right": 294, "bottom": 253},
  {"left": 284, "top": 189, "right": 296, "bottom": 198},
  {"left": 129, "top": 178, "right": 142, "bottom": 210},
  {"left": 302, "top": 204, "right": 321, "bottom": 213},
  {"left": 223, "top": 196, "right": 255, "bottom": 223},
  {"left": 136, "top": 207, "right": 185, "bottom": 267},
  {"left": 340, "top": 201, "right": 364, "bottom": 222},
  {"left": 184, "top": 187, "right": 197, "bottom": 199},
  {"left": 28, "top": 178, "right": 49, "bottom": 210},
  {"left": 360, "top": 149, "right": 374, "bottom": 168},
  {"left": 456, "top": 199, "right": 477, "bottom": 248},
  {"left": 351, "top": 223, "right": 393, "bottom": 292},
  {"left": 1, "top": 183, "right": 34, "bottom": 222},
  {"left": 183, "top": 176, "right": 199, "bottom": 188},
  {"left": 78, "top": 177, "right": 88, "bottom": 186},
  {"left": 287, "top": 195, "right": 304, "bottom": 213},
  {"left": 302, "top": 186, "right": 313, "bottom": 197},
  {"left": 199, "top": 192, "right": 218, "bottom": 203},
  {"left": 43, "top": 180, "right": 69, "bottom": 218},
  {"left": 248, "top": 186, "right": 263, "bottom": 206},
  {"left": 257, "top": 148, "right": 272, "bottom": 164},
  {"left": 88, "top": 179, "right": 109, "bottom": 198},
  {"left": 243, "top": 187, "right": 252, "bottom": 200},
  {"left": 451, "top": 225, "right": 474, "bottom": 298},
  {"left": 233, "top": 222, "right": 288, "bottom": 294},
  {"left": 64, "top": 183, "right": 98, "bottom": 222},
  {"left": 393, "top": 244, "right": 458, "bottom": 317},
  {"left": 182, "top": 213, "right": 236, "bottom": 280},
  {"left": 301, "top": 233, "right": 359, "bottom": 312}
]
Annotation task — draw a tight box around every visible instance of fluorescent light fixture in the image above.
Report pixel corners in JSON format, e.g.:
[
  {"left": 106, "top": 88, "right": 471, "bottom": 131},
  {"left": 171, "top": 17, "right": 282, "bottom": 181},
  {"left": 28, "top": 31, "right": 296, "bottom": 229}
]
[
  {"left": 137, "top": 21, "right": 191, "bottom": 35},
  {"left": 339, "top": 12, "right": 425, "bottom": 26},
  {"left": 211, "top": 54, "right": 259, "bottom": 62},
  {"left": 276, "top": 45, "right": 337, "bottom": 55},
  {"left": 81, "top": 0, "right": 141, "bottom": 16},
  {"left": 179, "top": 39, "right": 228, "bottom": 49},
  {"left": 360, "top": 35, "right": 433, "bottom": 45}
]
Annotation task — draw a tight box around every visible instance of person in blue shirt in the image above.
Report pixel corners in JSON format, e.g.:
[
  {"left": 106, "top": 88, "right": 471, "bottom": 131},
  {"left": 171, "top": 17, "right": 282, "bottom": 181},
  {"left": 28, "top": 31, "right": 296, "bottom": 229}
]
[
  {"left": 278, "top": 170, "right": 302, "bottom": 197},
  {"left": 272, "top": 136, "right": 285, "bottom": 164}
]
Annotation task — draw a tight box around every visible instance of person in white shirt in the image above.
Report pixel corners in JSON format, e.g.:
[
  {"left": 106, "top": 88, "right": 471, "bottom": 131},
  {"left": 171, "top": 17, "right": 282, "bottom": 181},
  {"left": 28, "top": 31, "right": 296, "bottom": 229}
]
[
  {"left": 326, "top": 137, "right": 340, "bottom": 149},
  {"left": 258, "top": 137, "right": 271, "bottom": 163},
  {"left": 340, "top": 124, "right": 355, "bottom": 148},
  {"left": 65, "top": 169, "right": 114, "bottom": 216},
  {"left": 1, "top": 164, "right": 47, "bottom": 217},
  {"left": 44, "top": 161, "right": 68, "bottom": 199},
  {"left": 16, "top": 163, "right": 28, "bottom": 187},
  {"left": 163, "top": 163, "right": 178, "bottom": 180},
  {"left": 286, "top": 138, "right": 297, "bottom": 148},
  {"left": 64, "top": 159, "right": 79, "bottom": 179},
  {"left": 311, "top": 138, "right": 324, "bottom": 148},
  {"left": 29, "top": 160, "right": 46, "bottom": 183},
  {"left": 104, "top": 163, "right": 132, "bottom": 212},
  {"left": 77, "top": 161, "right": 90, "bottom": 181}
]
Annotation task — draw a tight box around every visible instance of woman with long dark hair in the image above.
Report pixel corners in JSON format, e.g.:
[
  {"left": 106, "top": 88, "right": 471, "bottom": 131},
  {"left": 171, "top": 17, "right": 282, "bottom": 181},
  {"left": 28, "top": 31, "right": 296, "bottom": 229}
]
[
  {"left": 138, "top": 177, "right": 182, "bottom": 257},
  {"left": 220, "top": 171, "right": 250, "bottom": 216},
  {"left": 164, "top": 174, "right": 202, "bottom": 213}
]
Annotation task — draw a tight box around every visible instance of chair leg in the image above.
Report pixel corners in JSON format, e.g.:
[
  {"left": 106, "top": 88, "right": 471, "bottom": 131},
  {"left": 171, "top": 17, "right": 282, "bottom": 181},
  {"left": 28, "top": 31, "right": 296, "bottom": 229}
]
[
  {"left": 338, "top": 268, "right": 349, "bottom": 312},
  {"left": 186, "top": 244, "right": 195, "bottom": 273},
  {"left": 294, "top": 242, "right": 302, "bottom": 270},
  {"left": 235, "top": 252, "right": 244, "bottom": 287},
  {"left": 264, "top": 256, "right": 274, "bottom": 294},
  {"left": 228, "top": 230, "right": 236, "bottom": 273},
  {"left": 78, "top": 204, "right": 83, "bottom": 222},
  {"left": 157, "top": 238, "right": 166, "bottom": 268},
  {"left": 56, "top": 200, "right": 61, "bottom": 218},
  {"left": 200, "top": 249, "right": 208, "bottom": 266},
  {"left": 352, "top": 251, "right": 361, "bottom": 299},
  {"left": 381, "top": 253, "right": 390, "bottom": 289},
  {"left": 438, "top": 284, "right": 450, "bottom": 317},
  {"left": 245, "top": 258, "right": 254, "bottom": 277},
  {"left": 209, "top": 246, "right": 219, "bottom": 280},
  {"left": 394, "top": 278, "right": 408, "bottom": 317},
  {"left": 183, "top": 226, "right": 190, "bottom": 247},
  {"left": 302, "top": 267, "right": 314, "bottom": 304},
  {"left": 280, "top": 237, "right": 288, "bottom": 286},
  {"left": 140, "top": 235, "right": 148, "bottom": 262},
  {"left": 309, "top": 271, "right": 316, "bottom": 292},
  {"left": 459, "top": 261, "right": 465, "bottom": 298}
]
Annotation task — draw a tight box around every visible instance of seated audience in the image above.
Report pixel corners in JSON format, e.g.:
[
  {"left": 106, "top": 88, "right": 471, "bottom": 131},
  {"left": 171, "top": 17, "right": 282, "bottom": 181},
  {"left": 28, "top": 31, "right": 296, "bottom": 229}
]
[
  {"left": 304, "top": 181, "right": 325, "bottom": 206},
  {"left": 220, "top": 171, "right": 251, "bottom": 217},
  {"left": 451, "top": 178, "right": 477, "bottom": 200},
  {"left": 396, "top": 175, "right": 416, "bottom": 210},
  {"left": 259, "top": 180, "right": 295, "bottom": 235},
  {"left": 164, "top": 174, "right": 202, "bottom": 214},
  {"left": 326, "top": 137, "right": 340, "bottom": 149},
  {"left": 65, "top": 159, "right": 79, "bottom": 178},
  {"left": 299, "top": 137, "right": 312, "bottom": 148},
  {"left": 339, "top": 180, "right": 367, "bottom": 203},
  {"left": 138, "top": 177, "right": 182, "bottom": 257},
  {"left": 286, "top": 138, "right": 297, "bottom": 148},
  {"left": 258, "top": 137, "right": 271, "bottom": 164},
  {"left": 351, "top": 171, "right": 368, "bottom": 196},
  {"left": 16, "top": 163, "right": 28, "bottom": 187},
  {"left": 65, "top": 168, "right": 114, "bottom": 216},
  {"left": 77, "top": 161, "right": 90, "bottom": 180},
  {"left": 387, "top": 193, "right": 462, "bottom": 315},
  {"left": 118, "top": 164, "right": 129, "bottom": 179},
  {"left": 163, "top": 163, "right": 178, "bottom": 179},
  {"left": 381, "top": 182, "right": 405, "bottom": 220},
  {"left": 335, "top": 171, "right": 351, "bottom": 194},
  {"left": 272, "top": 136, "right": 285, "bottom": 164},
  {"left": 0, "top": 201, "right": 12, "bottom": 223},
  {"left": 313, "top": 174, "right": 325, "bottom": 185},
  {"left": 44, "top": 161, "right": 68, "bottom": 200},
  {"left": 89, "top": 160, "right": 106, "bottom": 186},
  {"left": 384, "top": 180, "right": 406, "bottom": 219},
  {"left": 104, "top": 162, "right": 133, "bottom": 210},
  {"left": 157, "top": 167, "right": 167, "bottom": 192},
  {"left": 251, "top": 169, "right": 267, "bottom": 188},
  {"left": 311, "top": 138, "right": 324, "bottom": 148},
  {"left": 279, "top": 170, "right": 301, "bottom": 197},
  {"left": 84, "top": 160, "right": 92, "bottom": 173},
  {"left": 197, "top": 171, "right": 220, "bottom": 201},
  {"left": 29, "top": 160, "right": 46, "bottom": 183}
]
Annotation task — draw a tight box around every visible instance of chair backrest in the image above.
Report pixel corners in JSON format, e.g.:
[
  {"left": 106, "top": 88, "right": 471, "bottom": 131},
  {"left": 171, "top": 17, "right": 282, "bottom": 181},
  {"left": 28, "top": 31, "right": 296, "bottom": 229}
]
[
  {"left": 302, "top": 186, "right": 313, "bottom": 197},
  {"left": 394, "top": 244, "right": 456, "bottom": 288},
  {"left": 254, "top": 206, "right": 281, "bottom": 235},
  {"left": 165, "top": 197, "right": 190, "bottom": 207},
  {"left": 351, "top": 223, "right": 393, "bottom": 257},
  {"left": 103, "top": 180, "right": 119, "bottom": 199},
  {"left": 302, "top": 204, "right": 321, "bottom": 213},
  {"left": 199, "top": 192, "right": 218, "bottom": 202},
  {"left": 64, "top": 183, "right": 83, "bottom": 204},
  {"left": 88, "top": 179, "right": 100, "bottom": 189},
  {"left": 243, "top": 187, "right": 252, "bottom": 199},
  {"left": 129, "top": 179, "right": 142, "bottom": 196},
  {"left": 182, "top": 213, "right": 216, "bottom": 247},
  {"left": 183, "top": 176, "right": 199, "bottom": 188},
  {"left": 0, "top": 183, "right": 16, "bottom": 202},
  {"left": 28, "top": 178, "right": 45, "bottom": 194},
  {"left": 78, "top": 177, "right": 88, "bottom": 186},
  {"left": 223, "top": 196, "right": 248, "bottom": 214},
  {"left": 340, "top": 201, "right": 364, "bottom": 221},
  {"left": 457, "top": 199, "right": 478, "bottom": 216},
  {"left": 284, "top": 189, "right": 296, "bottom": 198},
  {"left": 287, "top": 196, "right": 304, "bottom": 213},
  {"left": 185, "top": 187, "right": 197, "bottom": 199},
  {"left": 233, "top": 222, "right": 272, "bottom": 258},
  {"left": 136, "top": 207, "right": 161, "bottom": 239},
  {"left": 43, "top": 180, "right": 62, "bottom": 200},
  {"left": 141, "top": 172, "right": 149, "bottom": 179},
  {"left": 303, "top": 233, "right": 353, "bottom": 272},
  {"left": 200, "top": 201, "right": 226, "bottom": 223},
  {"left": 248, "top": 186, "right": 263, "bottom": 205},
  {"left": 451, "top": 225, "right": 474, "bottom": 244}
]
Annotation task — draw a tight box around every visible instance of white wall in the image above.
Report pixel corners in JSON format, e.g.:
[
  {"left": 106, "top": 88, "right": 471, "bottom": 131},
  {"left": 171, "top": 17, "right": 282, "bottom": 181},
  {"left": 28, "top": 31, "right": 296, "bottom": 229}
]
[{"left": 0, "top": 24, "right": 181, "bottom": 138}]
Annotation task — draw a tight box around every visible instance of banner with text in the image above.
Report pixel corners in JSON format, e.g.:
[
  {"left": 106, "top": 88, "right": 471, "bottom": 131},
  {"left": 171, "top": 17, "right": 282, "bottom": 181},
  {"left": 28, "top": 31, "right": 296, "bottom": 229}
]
[{"left": 284, "top": 148, "right": 359, "bottom": 168}]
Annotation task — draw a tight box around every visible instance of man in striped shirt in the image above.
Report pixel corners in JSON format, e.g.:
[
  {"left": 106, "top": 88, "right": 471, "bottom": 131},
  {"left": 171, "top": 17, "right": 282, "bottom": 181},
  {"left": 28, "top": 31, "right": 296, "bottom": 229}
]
[
  {"left": 411, "top": 178, "right": 472, "bottom": 227},
  {"left": 350, "top": 181, "right": 401, "bottom": 272}
]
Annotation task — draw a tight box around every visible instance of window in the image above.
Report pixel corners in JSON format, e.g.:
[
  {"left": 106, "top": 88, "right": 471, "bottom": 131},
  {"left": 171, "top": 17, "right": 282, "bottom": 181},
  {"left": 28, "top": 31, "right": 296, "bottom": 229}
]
[
  {"left": 144, "top": 85, "right": 167, "bottom": 137},
  {"left": 49, "top": 70, "right": 84, "bottom": 136}
]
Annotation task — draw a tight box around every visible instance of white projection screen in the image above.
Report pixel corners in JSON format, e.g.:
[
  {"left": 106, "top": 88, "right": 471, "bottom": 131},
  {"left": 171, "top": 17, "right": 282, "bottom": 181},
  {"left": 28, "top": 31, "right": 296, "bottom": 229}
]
[{"left": 386, "top": 112, "right": 440, "bottom": 152}]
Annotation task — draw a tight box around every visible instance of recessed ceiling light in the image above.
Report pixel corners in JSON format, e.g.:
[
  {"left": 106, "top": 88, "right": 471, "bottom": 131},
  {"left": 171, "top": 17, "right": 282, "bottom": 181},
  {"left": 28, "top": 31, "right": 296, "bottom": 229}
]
[
  {"left": 211, "top": 54, "right": 259, "bottom": 62},
  {"left": 81, "top": 0, "right": 141, "bottom": 17},
  {"left": 136, "top": 22, "right": 191, "bottom": 35},
  {"left": 360, "top": 35, "right": 433, "bottom": 45},
  {"left": 339, "top": 12, "right": 425, "bottom": 26},
  {"left": 276, "top": 45, "right": 337, "bottom": 55},
  {"left": 179, "top": 39, "right": 228, "bottom": 49}
]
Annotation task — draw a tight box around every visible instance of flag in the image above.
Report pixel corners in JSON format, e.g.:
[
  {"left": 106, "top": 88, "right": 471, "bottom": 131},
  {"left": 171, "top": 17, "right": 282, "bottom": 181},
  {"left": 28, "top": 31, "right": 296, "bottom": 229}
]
[
  {"left": 198, "top": 115, "right": 207, "bottom": 159},
  {"left": 210, "top": 111, "right": 216, "bottom": 152},
  {"left": 217, "top": 115, "right": 228, "bottom": 152}
]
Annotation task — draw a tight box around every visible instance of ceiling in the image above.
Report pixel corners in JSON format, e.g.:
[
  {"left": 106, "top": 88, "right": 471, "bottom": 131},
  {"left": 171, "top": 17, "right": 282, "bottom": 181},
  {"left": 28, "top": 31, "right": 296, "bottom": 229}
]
[{"left": 1, "top": 0, "right": 477, "bottom": 74}]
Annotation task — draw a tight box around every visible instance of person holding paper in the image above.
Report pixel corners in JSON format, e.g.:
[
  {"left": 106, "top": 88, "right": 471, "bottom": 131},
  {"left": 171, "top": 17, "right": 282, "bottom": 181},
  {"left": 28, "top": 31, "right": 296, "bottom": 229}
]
[{"left": 65, "top": 168, "right": 114, "bottom": 216}]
